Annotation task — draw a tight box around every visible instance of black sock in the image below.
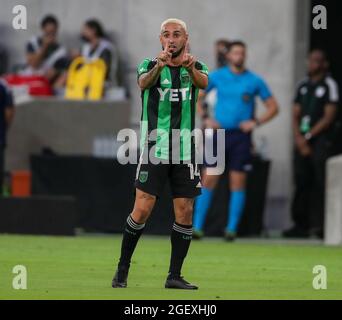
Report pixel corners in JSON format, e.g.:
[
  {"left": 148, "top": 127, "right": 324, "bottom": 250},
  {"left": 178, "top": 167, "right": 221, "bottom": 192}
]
[
  {"left": 118, "top": 215, "right": 145, "bottom": 269},
  {"left": 168, "top": 222, "right": 193, "bottom": 278}
]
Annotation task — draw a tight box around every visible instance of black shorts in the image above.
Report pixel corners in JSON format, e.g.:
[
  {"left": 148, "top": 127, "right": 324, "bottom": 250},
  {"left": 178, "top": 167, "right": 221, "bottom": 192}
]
[{"left": 135, "top": 159, "right": 202, "bottom": 199}]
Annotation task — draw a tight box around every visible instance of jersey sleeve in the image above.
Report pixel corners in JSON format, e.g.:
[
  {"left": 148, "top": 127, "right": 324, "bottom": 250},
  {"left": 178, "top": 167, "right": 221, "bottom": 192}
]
[
  {"left": 26, "top": 41, "right": 35, "bottom": 53},
  {"left": 256, "top": 76, "right": 272, "bottom": 101},
  {"left": 293, "top": 84, "right": 302, "bottom": 104},
  {"left": 205, "top": 71, "right": 217, "bottom": 93},
  {"left": 137, "top": 58, "right": 157, "bottom": 80},
  {"left": 194, "top": 61, "right": 209, "bottom": 77},
  {"left": 325, "top": 77, "right": 339, "bottom": 104}
]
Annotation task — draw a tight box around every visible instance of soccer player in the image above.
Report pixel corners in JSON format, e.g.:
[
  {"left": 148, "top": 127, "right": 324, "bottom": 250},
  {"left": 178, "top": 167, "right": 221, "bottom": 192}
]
[
  {"left": 112, "top": 18, "right": 208, "bottom": 289},
  {"left": 193, "top": 41, "right": 279, "bottom": 241}
]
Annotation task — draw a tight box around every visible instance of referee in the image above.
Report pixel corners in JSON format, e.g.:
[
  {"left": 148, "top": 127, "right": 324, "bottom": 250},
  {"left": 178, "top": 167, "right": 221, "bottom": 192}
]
[
  {"left": 193, "top": 41, "right": 279, "bottom": 241},
  {"left": 112, "top": 19, "right": 208, "bottom": 289},
  {"left": 283, "top": 49, "right": 339, "bottom": 238}
]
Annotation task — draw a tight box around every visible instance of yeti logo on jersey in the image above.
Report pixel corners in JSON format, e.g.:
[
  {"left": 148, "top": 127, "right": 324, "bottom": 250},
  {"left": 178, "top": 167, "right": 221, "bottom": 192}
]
[
  {"left": 157, "top": 88, "right": 192, "bottom": 102},
  {"left": 139, "top": 171, "right": 148, "bottom": 183}
]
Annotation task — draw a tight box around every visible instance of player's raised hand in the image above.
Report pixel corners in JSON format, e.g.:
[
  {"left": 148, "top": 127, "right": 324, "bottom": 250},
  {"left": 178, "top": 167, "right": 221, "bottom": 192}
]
[
  {"left": 157, "top": 43, "right": 172, "bottom": 68},
  {"left": 181, "top": 41, "right": 195, "bottom": 70}
]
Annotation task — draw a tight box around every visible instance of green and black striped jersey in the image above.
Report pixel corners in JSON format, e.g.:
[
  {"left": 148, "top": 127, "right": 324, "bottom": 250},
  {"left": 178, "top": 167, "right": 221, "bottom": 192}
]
[{"left": 137, "top": 58, "right": 209, "bottom": 162}]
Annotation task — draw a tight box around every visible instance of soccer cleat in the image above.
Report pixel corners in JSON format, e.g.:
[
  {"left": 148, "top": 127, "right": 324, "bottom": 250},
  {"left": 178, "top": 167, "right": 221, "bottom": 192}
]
[
  {"left": 224, "top": 231, "right": 237, "bottom": 242},
  {"left": 192, "top": 230, "right": 204, "bottom": 240},
  {"left": 112, "top": 267, "right": 129, "bottom": 288},
  {"left": 165, "top": 274, "right": 199, "bottom": 290}
]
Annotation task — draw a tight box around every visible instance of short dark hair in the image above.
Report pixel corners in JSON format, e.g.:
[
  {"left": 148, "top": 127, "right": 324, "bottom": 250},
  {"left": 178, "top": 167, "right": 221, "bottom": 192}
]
[
  {"left": 228, "top": 40, "right": 247, "bottom": 52},
  {"left": 85, "top": 19, "right": 106, "bottom": 38},
  {"left": 309, "top": 48, "right": 328, "bottom": 61},
  {"left": 216, "top": 39, "right": 230, "bottom": 50},
  {"left": 41, "top": 15, "right": 59, "bottom": 28}
]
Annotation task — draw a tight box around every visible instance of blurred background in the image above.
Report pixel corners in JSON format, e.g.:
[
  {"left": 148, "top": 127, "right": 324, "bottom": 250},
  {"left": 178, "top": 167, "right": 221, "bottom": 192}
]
[{"left": 0, "top": 0, "right": 341, "bottom": 243}]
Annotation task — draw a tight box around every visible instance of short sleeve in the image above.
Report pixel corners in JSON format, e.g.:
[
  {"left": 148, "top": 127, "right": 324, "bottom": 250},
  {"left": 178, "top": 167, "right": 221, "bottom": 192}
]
[
  {"left": 137, "top": 58, "right": 156, "bottom": 79},
  {"left": 194, "top": 61, "right": 209, "bottom": 76},
  {"left": 256, "top": 76, "right": 272, "bottom": 101},
  {"left": 293, "top": 85, "right": 302, "bottom": 104},
  {"left": 205, "top": 71, "right": 217, "bottom": 93},
  {"left": 99, "top": 49, "right": 112, "bottom": 70},
  {"left": 26, "top": 42, "right": 35, "bottom": 53},
  {"left": 325, "top": 77, "right": 339, "bottom": 104}
]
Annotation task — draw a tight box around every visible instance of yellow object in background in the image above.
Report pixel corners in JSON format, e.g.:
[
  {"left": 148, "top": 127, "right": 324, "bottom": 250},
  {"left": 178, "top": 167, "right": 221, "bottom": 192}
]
[{"left": 65, "top": 57, "right": 107, "bottom": 100}]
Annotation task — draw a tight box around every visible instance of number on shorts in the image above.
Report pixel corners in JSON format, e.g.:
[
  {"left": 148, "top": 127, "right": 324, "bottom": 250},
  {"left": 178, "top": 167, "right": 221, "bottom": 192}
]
[{"left": 187, "top": 163, "right": 200, "bottom": 180}]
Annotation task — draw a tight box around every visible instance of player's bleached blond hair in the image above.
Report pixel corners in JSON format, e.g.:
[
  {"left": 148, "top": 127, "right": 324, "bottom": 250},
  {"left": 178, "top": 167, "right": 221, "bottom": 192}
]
[{"left": 160, "top": 18, "right": 187, "bottom": 33}]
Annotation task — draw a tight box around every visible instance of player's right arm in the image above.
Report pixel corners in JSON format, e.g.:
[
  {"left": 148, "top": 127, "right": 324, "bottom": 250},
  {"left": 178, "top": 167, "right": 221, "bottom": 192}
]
[{"left": 138, "top": 46, "right": 171, "bottom": 90}]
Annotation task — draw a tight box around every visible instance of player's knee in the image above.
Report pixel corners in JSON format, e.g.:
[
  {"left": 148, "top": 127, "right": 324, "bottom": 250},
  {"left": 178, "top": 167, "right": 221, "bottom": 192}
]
[
  {"left": 175, "top": 204, "right": 193, "bottom": 225},
  {"left": 131, "top": 206, "right": 152, "bottom": 224}
]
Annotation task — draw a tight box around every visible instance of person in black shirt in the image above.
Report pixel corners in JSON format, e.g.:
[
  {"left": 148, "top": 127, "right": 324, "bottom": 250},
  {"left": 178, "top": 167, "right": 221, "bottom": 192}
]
[
  {"left": 79, "top": 19, "right": 114, "bottom": 81},
  {"left": 284, "top": 49, "right": 339, "bottom": 238},
  {"left": 23, "top": 15, "right": 69, "bottom": 84},
  {"left": 0, "top": 79, "right": 15, "bottom": 196}
]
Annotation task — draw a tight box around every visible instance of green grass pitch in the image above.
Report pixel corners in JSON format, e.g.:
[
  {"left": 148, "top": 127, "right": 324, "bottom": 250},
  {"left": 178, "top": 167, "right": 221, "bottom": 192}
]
[{"left": 1, "top": 234, "right": 342, "bottom": 300}]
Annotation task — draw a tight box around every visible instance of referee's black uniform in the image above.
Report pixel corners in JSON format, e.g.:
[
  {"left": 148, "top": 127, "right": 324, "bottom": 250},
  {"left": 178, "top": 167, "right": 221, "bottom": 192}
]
[{"left": 290, "top": 74, "right": 339, "bottom": 237}]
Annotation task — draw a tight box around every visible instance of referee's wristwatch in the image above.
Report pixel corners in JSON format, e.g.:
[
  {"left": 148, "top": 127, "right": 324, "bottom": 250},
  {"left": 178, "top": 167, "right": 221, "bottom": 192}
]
[{"left": 304, "top": 132, "right": 312, "bottom": 141}]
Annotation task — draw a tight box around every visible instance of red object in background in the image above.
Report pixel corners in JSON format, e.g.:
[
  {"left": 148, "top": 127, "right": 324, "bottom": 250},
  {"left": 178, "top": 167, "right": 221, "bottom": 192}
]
[
  {"left": 12, "top": 171, "right": 32, "bottom": 197},
  {"left": 4, "top": 74, "right": 53, "bottom": 96}
]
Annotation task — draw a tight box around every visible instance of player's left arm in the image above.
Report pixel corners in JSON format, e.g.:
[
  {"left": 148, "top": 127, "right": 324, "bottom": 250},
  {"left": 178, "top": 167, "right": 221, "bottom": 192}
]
[
  {"left": 186, "top": 61, "right": 208, "bottom": 89},
  {"left": 240, "top": 77, "right": 279, "bottom": 133},
  {"left": 181, "top": 43, "right": 208, "bottom": 89}
]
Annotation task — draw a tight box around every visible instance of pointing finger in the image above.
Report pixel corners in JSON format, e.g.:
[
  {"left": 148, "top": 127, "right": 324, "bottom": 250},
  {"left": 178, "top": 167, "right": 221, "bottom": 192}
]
[
  {"left": 163, "top": 42, "right": 171, "bottom": 53},
  {"left": 185, "top": 41, "right": 190, "bottom": 54}
]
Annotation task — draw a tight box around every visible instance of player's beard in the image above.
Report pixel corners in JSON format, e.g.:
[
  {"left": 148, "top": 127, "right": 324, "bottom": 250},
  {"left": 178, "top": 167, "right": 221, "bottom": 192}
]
[
  {"left": 162, "top": 44, "right": 185, "bottom": 59},
  {"left": 171, "top": 45, "right": 185, "bottom": 58}
]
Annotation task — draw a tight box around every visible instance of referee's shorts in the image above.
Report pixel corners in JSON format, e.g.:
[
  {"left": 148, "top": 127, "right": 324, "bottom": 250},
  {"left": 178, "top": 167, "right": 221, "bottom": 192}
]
[{"left": 203, "top": 129, "right": 253, "bottom": 173}]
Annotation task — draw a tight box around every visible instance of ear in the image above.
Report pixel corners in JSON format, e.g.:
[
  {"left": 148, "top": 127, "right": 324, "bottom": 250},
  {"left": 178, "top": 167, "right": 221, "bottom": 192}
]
[{"left": 185, "top": 33, "right": 189, "bottom": 43}]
